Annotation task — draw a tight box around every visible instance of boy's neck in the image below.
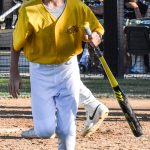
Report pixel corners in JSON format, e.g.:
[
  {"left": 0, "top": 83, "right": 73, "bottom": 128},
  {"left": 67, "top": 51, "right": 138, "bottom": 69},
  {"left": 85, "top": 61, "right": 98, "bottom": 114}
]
[{"left": 43, "top": 0, "right": 65, "bottom": 8}]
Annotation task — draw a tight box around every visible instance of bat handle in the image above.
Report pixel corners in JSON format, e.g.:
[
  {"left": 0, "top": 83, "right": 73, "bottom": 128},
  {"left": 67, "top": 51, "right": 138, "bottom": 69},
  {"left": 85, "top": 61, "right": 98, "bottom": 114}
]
[{"left": 84, "top": 25, "right": 92, "bottom": 37}]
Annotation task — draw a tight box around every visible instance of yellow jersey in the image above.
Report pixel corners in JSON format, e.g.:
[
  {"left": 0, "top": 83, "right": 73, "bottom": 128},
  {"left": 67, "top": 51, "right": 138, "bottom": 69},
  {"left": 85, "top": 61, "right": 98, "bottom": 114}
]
[{"left": 13, "top": 0, "right": 104, "bottom": 64}]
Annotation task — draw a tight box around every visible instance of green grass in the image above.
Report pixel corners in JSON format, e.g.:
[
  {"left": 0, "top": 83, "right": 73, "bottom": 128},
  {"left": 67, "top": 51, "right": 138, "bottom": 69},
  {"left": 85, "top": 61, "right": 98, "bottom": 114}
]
[
  {"left": 0, "top": 77, "right": 150, "bottom": 97},
  {"left": 81, "top": 78, "right": 150, "bottom": 97},
  {"left": 0, "top": 77, "right": 30, "bottom": 97}
]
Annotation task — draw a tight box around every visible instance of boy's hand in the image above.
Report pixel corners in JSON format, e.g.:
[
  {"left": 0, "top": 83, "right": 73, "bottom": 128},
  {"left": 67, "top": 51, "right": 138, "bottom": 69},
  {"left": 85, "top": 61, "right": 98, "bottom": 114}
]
[
  {"left": 84, "top": 32, "right": 102, "bottom": 47},
  {"left": 126, "top": 2, "right": 139, "bottom": 9},
  {"left": 8, "top": 74, "right": 22, "bottom": 98}
]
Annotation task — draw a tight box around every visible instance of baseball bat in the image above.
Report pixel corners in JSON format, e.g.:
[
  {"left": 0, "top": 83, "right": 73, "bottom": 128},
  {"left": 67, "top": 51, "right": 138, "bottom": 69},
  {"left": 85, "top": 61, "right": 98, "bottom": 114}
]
[{"left": 83, "top": 22, "right": 143, "bottom": 137}]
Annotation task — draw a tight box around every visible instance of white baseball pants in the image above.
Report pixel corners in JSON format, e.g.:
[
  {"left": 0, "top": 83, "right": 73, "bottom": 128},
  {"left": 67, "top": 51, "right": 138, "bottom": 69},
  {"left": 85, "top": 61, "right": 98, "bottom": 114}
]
[{"left": 29, "top": 56, "right": 80, "bottom": 150}]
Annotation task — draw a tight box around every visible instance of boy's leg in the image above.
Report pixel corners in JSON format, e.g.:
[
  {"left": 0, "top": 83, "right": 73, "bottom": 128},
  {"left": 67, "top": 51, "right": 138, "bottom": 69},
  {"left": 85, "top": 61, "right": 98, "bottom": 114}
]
[
  {"left": 144, "top": 54, "right": 149, "bottom": 72},
  {"left": 79, "top": 81, "right": 109, "bottom": 136},
  {"left": 130, "top": 55, "right": 146, "bottom": 73},
  {"left": 21, "top": 57, "right": 80, "bottom": 143},
  {"left": 22, "top": 62, "right": 58, "bottom": 139},
  {"left": 55, "top": 56, "right": 80, "bottom": 150}
]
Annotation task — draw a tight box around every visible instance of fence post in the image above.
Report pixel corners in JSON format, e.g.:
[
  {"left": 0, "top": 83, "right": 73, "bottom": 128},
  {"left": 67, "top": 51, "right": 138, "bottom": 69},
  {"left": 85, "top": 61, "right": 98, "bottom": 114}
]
[{"left": 104, "top": 0, "right": 124, "bottom": 78}]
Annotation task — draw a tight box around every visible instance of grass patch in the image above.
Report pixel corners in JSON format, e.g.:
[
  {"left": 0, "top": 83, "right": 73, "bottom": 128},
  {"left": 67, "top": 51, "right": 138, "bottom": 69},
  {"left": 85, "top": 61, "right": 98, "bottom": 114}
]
[
  {"left": 81, "top": 78, "right": 150, "bottom": 97},
  {"left": 0, "top": 77, "right": 30, "bottom": 97},
  {"left": 0, "top": 77, "right": 150, "bottom": 97}
]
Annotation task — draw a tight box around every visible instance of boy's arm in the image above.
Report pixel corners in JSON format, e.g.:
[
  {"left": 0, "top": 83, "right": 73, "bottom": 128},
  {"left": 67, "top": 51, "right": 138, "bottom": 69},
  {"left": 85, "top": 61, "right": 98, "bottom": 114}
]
[
  {"left": 8, "top": 46, "right": 22, "bottom": 98},
  {"left": 134, "top": 7, "right": 142, "bottom": 18},
  {"left": 126, "top": 2, "right": 142, "bottom": 18}
]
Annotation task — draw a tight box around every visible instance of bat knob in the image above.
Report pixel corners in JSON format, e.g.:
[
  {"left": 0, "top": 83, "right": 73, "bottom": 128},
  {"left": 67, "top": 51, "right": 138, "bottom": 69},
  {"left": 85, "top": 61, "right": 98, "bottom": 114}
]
[
  {"left": 83, "top": 22, "right": 92, "bottom": 36},
  {"left": 83, "top": 22, "right": 90, "bottom": 29}
]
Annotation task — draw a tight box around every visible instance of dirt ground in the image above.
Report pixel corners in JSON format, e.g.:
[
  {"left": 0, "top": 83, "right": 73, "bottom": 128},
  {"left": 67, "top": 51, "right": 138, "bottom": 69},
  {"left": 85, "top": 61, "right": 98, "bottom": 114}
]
[{"left": 0, "top": 97, "right": 149, "bottom": 150}]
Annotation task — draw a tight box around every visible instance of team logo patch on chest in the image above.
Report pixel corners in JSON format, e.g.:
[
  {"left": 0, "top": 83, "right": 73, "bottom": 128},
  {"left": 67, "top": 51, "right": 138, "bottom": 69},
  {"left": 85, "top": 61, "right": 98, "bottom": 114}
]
[{"left": 67, "top": 26, "right": 79, "bottom": 34}]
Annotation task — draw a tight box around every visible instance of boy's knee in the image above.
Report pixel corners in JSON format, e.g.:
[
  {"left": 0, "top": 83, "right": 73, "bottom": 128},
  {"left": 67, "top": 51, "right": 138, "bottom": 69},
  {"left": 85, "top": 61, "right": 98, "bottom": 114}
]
[
  {"left": 36, "top": 128, "right": 55, "bottom": 138},
  {"left": 56, "top": 128, "right": 75, "bottom": 139}
]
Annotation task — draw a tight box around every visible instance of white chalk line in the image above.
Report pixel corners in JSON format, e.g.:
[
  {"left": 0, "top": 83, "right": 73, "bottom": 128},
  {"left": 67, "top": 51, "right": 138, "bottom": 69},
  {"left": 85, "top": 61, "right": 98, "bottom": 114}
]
[{"left": 0, "top": 127, "right": 26, "bottom": 133}]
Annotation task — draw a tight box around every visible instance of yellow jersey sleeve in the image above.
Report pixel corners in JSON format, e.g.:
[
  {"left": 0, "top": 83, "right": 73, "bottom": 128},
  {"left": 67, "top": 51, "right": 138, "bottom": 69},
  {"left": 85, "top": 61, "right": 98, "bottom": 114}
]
[{"left": 13, "top": 6, "right": 33, "bottom": 51}]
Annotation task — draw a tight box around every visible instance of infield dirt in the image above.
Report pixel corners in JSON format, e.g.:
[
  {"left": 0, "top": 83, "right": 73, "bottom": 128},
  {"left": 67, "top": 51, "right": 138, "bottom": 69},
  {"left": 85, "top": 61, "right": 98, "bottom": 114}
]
[{"left": 0, "top": 97, "right": 150, "bottom": 150}]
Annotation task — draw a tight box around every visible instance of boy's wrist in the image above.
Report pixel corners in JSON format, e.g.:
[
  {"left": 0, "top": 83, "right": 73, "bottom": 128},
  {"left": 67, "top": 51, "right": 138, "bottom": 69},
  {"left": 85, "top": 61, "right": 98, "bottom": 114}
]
[{"left": 96, "top": 32, "right": 102, "bottom": 40}]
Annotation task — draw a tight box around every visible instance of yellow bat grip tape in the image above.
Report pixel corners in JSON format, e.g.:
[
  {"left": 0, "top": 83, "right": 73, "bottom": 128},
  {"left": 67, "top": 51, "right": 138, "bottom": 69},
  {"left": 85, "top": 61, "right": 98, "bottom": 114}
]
[{"left": 99, "top": 56, "right": 118, "bottom": 88}]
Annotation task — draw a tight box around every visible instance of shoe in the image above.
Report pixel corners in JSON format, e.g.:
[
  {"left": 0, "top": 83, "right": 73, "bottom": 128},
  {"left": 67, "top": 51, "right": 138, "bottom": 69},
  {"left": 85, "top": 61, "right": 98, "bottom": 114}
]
[
  {"left": 21, "top": 128, "right": 56, "bottom": 139},
  {"left": 129, "top": 65, "right": 146, "bottom": 74},
  {"left": 82, "top": 103, "right": 109, "bottom": 137},
  {"left": 21, "top": 128, "right": 39, "bottom": 139}
]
